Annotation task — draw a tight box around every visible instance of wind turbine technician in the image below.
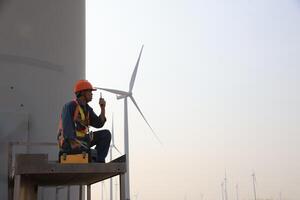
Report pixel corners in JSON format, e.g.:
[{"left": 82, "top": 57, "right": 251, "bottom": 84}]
[{"left": 57, "top": 80, "right": 111, "bottom": 163}]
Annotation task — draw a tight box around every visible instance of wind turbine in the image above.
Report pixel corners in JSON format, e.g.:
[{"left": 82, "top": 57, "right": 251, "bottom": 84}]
[
  {"left": 252, "top": 173, "right": 257, "bottom": 200},
  {"left": 134, "top": 192, "right": 139, "bottom": 200},
  {"left": 221, "top": 182, "right": 224, "bottom": 200},
  {"left": 224, "top": 171, "right": 228, "bottom": 200},
  {"left": 95, "top": 45, "right": 162, "bottom": 200},
  {"left": 236, "top": 184, "right": 239, "bottom": 200},
  {"left": 279, "top": 191, "right": 282, "bottom": 200},
  {"left": 110, "top": 115, "right": 122, "bottom": 200},
  {"left": 252, "top": 172, "right": 257, "bottom": 200}
]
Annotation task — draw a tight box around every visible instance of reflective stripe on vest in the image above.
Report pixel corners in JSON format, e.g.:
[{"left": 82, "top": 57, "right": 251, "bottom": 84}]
[{"left": 74, "top": 102, "right": 90, "bottom": 138}]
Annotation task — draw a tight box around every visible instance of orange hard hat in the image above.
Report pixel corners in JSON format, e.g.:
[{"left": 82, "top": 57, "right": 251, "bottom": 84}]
[{"left": 74, "top": 80, "right": 96, "bottom": 93}]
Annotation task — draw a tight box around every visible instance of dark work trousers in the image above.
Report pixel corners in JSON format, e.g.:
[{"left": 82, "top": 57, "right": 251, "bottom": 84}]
[{"left": 90, "top": 129, "right": 111, "bottom": 163}]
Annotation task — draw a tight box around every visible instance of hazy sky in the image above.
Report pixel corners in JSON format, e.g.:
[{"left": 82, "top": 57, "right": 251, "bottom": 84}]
[{"left": 86, "top": 1, "right": 300, "bottom": 200}]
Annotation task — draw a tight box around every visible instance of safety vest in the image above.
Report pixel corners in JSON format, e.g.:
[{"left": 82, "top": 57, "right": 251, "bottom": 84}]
[{"left": 57, "top": 100, "right": 90, "bottom": 148}]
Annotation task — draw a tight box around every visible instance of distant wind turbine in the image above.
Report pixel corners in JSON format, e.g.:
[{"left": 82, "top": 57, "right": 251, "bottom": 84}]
[
  {"left": 134, "top": 192, "right": 139, "bottom": 200},
  {"left": 95, "top": 45, "right": 162, "bottom": 200},
  {"left": 279, "top": 191, "right": 282, "bottom": 200},
  {"left": 110, "top": 115, "right": 122, "bottom": 200},
  {"left": 224, "top": 171, "right": 229, "bottom": 200},
  {"left": 221, "top": 182, "right": 225, "bottom": 200},
  {"left": 252, "top": 172, "right": 257, "bottom": 200},
  {"left": 236, "top": 184, "right": 239, "bottom": 200}
]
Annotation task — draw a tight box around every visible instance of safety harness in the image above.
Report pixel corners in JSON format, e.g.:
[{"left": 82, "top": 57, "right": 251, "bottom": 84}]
[{"left": 57, "top": 100, "right": 91, "bottom": 152}]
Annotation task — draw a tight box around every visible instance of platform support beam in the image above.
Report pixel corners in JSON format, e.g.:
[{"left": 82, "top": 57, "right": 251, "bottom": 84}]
[{"left": 120, "top": 173, "right": 127, "bottom": 200}]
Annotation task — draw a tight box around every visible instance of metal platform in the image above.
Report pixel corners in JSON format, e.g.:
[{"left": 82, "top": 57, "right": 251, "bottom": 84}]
[{"left": 12, "top": 154, "right": 126, "bottom": 200}]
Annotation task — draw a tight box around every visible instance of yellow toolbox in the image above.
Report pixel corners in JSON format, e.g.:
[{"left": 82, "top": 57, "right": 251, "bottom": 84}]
[{"left": 60, "top": 152, "right": 89, "bottom": 164}]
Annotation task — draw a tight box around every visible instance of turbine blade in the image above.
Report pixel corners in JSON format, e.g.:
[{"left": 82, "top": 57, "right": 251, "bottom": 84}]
[
  {"left": 129, "top": 96, "right": 163, "bottom": 145},
  {"left": 111, "top": 114, "right": 122, "bottom": 154},
  {"left": 95, "top": 87, "right": 129, "bottom": 96},
  {"left": 129, "top": 45, "right": 144, "bottom": 92}
]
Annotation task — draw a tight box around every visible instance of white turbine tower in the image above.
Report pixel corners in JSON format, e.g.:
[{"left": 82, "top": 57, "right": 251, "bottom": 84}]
[
  {"left": 95, "top": 45, "right": 161, "bottom": 200},
  {"left": 110, "top": 115, "right": 122, "bottom": 200}
]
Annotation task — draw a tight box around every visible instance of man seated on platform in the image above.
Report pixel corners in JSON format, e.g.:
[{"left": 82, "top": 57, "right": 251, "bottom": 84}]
[{"left": 57, "top": 80, "right": 111, "bottom": 163}]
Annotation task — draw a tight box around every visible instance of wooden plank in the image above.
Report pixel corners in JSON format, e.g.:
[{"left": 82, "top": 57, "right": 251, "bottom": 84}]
[
  {"left": 15, "top": 154, "right": 125, "bottom": 175},
  {"left": 13, "top": 154, "right": 126, "bottom": 186},
  {"left": 16, "top": 172, "right": 123, "bottom": 186}
]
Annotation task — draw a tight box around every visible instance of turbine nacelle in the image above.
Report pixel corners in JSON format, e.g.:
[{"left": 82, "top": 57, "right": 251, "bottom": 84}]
[
  {"left": 117, "top": 92, "right": 132, "bottom": 100},
  {"left": 94, "top": 87, "right": 132, "bottom": 100}
]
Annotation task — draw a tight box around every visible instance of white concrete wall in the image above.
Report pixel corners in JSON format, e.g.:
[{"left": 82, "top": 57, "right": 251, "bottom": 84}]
[{"left": 0, "top": 0, "right": 85, "bottom": 199}]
